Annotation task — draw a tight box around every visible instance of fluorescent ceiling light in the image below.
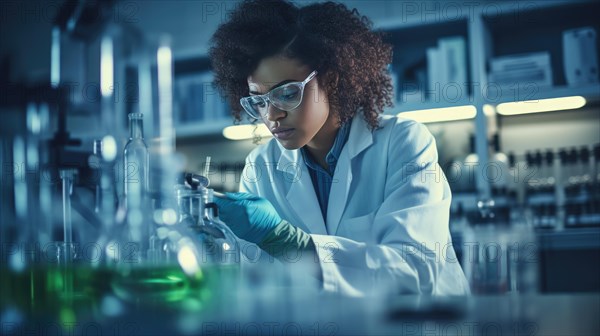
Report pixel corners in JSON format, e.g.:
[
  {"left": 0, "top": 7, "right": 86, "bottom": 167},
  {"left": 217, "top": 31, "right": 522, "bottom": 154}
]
[
  {"left": 223, "top": 124, "right": 273, "bottom": 140},
  {"left": 100, "top": 36, "right": 114, "bottom": 98},
  {"left": 496, "top": 96, "right": 586, "bottom": 115},
  {"left": 397, "top": 105, "right": 477, "bottom": 123}
]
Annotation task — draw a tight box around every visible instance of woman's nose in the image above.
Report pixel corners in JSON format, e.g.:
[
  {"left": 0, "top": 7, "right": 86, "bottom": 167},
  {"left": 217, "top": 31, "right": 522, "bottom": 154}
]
[{"left": 265, "top": 103, "right": 287, "bottom": 122}]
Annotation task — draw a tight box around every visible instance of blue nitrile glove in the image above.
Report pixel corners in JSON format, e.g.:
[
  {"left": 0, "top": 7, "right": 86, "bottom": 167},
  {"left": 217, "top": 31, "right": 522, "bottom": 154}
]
[{"left": 213, "top": 192, "right": 283, "bottom": 244}]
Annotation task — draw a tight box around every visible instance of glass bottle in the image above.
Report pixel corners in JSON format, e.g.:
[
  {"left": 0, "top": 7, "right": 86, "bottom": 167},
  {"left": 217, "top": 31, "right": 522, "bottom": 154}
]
[
  {"left": 544, "top": 149, "right": 556, "bottom": 193},
  {"left": 568, "top": 147, "right": 580, "bottom": 189},
  {"left": 124, "top": 113, "right": 149, "bottom": 210},
  {"left": 580, "top": 146, "right": 592, "bottom": 199},
  {"left": 489, "top": 134, "right": 510, "bottom": 223},
  {"left": 462, "top": 134, "right": 479, "bottom": 193},
  {"left": 489, "top": 134, "right": 510, "bottom": 193},
  {"left": 507, "top": 152, "right": 517, "bottom": 216}
]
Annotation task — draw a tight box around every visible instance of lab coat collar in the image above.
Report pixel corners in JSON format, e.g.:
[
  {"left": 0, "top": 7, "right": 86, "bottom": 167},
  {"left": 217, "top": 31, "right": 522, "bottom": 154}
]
[
  {"left": 275, "top": 114, "right": 374, "bottom": 172},
  {"left": 275, "top": 114, "right": 375, "bottom": 235},
  {"left": 325, "top": 115, "right": 374, "bottom": 234},
  {"left": 346, "top": 114, "right": 374, "bottom": 160},
  {"left": 277, "top": 112, "right": 373, "bottom": 173},
  {"left": 277, "top": 148, "right": 327, "bottom": 234}
]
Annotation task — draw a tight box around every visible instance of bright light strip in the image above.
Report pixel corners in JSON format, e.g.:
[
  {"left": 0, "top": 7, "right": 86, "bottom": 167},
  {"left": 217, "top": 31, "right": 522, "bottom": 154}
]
[
  {"left": 13, "top": 136, "right": 26, "bottom": 220},
  {"left": 157, "top": 44, "right": 174, "bottom": 152},
  {"left": 100, "top": 36, "right": 114, "bottom": 98},
  {"left": 138, "top": 58, "right": 152, "bottom": 119},
  {"left": 496, "top": 96, "right": 586, "bottom": 115},
  {"left": 50, "top": 27, "right": 60, "bottom": 87},
  {"left": 223, "top": 124, "right": 273, "bottom": 140},
  {"left": 397, "top": 105, "right": 477, "bottom": 123}
]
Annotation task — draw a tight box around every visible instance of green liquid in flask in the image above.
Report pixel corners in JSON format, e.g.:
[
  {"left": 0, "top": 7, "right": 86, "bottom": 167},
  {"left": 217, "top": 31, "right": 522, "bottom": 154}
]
[{"left": 110, "top": 266, "right": 205, "bottom": 303}]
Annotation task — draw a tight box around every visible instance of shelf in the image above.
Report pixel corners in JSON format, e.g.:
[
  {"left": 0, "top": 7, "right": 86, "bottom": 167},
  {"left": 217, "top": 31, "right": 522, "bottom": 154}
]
[
  {"left": 374, "top": 13, "right": 469, "bottom": 32},
  {"left": 538, "top": 227, "right": 600, "bottom": 250},
  {"left": 380, "top": 18, "right": 472, "bottom": 103},
  {"left": 481, "top": 1, "right": 598, "bottom": 35},
  {"left": 373, "top": 0, "right": 581, "bottom": 32},
  {"left": 379, "top": 18, "right": 468, "bottom": 44},
  {"left": 451, "top": 227, "right": 600, "bottom": 250},
  {"left": 483, "top": 84, "right": 600, "bottom": 105},
  {"left": 481, "top": 1, "right": 600, "bottom": 89},
  {"left": 391, "top": 96, "right": 476, "bottom": 114}
]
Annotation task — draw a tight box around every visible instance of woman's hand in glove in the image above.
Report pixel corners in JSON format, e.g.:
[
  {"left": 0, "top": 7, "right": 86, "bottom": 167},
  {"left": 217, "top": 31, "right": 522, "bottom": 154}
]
[{"left": 213, "top": 192, "right": 283, "bottom": 244}]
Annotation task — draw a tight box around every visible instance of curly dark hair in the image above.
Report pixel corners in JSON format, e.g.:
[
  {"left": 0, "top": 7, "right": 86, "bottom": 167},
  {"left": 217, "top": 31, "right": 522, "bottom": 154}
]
[{"left": 209, "top": 0, "right": 394, "bottom": 130}]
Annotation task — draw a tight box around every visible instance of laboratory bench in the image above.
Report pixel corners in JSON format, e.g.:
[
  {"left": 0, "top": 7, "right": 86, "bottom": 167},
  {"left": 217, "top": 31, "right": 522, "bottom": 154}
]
[
  {"left": 2, "top": 226, "right": 599, "bottom": 334},
  {"left": 1, "top": 229, "right": 598, "bottom": 335},
  {"left": 1, "top": 287, "right": 598, "bottom": 335}
]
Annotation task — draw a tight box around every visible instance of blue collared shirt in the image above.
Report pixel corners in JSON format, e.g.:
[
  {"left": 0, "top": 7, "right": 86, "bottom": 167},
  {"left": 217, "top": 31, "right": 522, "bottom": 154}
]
[{"left": 300, "top": 122, "right": 351, "bottom": 221}]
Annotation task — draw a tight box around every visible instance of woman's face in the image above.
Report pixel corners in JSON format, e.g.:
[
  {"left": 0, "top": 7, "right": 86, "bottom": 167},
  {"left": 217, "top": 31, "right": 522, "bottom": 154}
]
[{"left": 247, "top": 56, "right": 337, "bottom": 150}]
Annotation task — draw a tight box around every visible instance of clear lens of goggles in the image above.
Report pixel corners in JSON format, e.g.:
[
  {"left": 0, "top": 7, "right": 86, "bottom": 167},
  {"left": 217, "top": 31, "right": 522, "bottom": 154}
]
[{"left": 241, "top": 82, "right": 303, "bottom": 120}]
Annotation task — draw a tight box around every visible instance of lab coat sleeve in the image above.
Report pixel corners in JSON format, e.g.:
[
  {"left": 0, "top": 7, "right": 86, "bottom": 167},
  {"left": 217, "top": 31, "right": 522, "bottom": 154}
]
[{"left": 310, "top": 121, "right": 463, "bottom": 296}]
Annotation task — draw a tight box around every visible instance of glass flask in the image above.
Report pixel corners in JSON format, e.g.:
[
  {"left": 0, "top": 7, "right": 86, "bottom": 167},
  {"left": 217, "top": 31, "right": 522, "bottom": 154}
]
[
  {"left": 176, "top": 185, "right": 241, "bottom": 270},
  {"left": 198, "top": 188, "right": 240, "bottom": 266},
  {"left": 97, "top": 179, "right": 213, "bottom": 307},
  {"left": 88, "top": 33, "right": 217, "bottom": 310}
]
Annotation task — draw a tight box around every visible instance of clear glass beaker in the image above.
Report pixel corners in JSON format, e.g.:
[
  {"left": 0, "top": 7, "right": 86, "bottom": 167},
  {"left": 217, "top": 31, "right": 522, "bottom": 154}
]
[{"left": 462, "top": 224, "right": 538, "bottom": 294}]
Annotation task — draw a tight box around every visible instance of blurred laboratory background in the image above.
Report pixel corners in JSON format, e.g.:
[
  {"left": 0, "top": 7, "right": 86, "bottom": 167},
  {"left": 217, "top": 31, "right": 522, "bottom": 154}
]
[{"left": 1, "top": 0, "right": 599, "bottom": 334}]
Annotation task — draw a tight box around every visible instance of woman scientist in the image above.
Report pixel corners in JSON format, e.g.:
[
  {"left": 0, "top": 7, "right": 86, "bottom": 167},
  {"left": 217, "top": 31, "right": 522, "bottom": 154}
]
[{"left": 210, "top": 0, "right": 469, "bottom": 296}]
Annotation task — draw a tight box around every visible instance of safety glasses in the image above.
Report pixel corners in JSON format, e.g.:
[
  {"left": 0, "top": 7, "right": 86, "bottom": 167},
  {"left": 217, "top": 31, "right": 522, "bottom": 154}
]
[{"left": 240, "top": 71, "right": 317, "bottom": 120}]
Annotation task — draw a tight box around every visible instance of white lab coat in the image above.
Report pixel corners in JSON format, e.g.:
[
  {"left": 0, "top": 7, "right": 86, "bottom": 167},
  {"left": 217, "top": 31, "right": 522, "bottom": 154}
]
[{"left": 239, "top": 114, "right": 470, "bottom": 296}]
